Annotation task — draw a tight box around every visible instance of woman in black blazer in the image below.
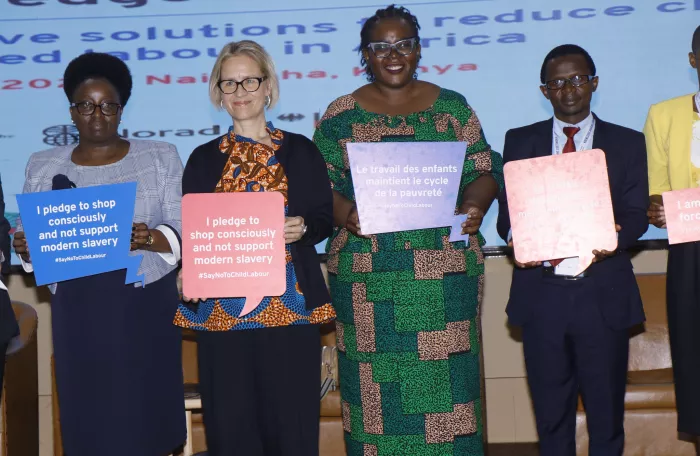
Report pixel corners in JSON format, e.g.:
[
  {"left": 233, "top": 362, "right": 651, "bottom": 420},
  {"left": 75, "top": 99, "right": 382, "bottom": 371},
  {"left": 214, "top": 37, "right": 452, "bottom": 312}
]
[
  {"left": 174, "top": 40, "right": 335, "bottom": 456},
  {"left": 0, "top": 176, "right": 19, "bottom": 402}
]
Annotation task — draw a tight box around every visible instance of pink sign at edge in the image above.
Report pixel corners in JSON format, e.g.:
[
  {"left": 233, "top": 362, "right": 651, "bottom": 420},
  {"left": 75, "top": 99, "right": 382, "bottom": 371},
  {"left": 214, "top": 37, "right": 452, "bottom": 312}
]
[{"left": 662, "top": 188, "right": 700, "bottom": 244}]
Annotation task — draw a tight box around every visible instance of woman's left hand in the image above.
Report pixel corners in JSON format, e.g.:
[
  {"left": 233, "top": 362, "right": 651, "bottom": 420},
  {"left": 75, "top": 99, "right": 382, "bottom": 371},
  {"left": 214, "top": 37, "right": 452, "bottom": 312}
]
[
  {"left": 284, "top": 216, "right": 306, "bottom": 244},
  {"left": 131, "top": 222, "right": 152, "bottom": 251}
]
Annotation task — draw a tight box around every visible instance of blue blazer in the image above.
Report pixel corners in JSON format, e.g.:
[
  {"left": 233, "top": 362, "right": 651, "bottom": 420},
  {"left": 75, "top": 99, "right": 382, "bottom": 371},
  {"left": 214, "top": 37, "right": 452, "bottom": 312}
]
[{"left": 497, "top": 115, "right": 649, "bottom": 330}]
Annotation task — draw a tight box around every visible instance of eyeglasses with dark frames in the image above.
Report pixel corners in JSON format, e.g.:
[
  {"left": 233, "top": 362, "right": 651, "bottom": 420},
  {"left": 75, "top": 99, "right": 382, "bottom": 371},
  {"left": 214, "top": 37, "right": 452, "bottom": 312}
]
[
  {"left": 70, "top": 101, "right": 121, "bottom": 116},
  {"left": 366, "top": 37, "right": 418, "bottom": 58},
  {"left": 218, "top": 76, "right": 268, "bottom": 94},
  {"left": 543, "top": 75, "right": 596, "bottom": 91}
]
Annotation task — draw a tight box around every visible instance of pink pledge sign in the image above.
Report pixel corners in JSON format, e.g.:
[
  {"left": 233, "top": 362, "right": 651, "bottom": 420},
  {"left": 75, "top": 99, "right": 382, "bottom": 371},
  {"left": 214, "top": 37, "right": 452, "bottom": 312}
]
[
  {"left": 182, "top": 192, "right": 286, "bottom": 317},
  {"left": 662, "top": 188, "right": 700, "bottom": 244},
  {"left": 504, "top": 149, "right": 617, "bottom": 276}
]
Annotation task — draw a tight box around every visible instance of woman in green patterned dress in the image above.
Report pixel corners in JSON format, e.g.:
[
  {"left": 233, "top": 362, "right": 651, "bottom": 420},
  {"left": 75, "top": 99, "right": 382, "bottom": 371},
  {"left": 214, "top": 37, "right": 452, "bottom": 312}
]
[{"left": 312, "top": 5, "right": 504, "bottom": 456}]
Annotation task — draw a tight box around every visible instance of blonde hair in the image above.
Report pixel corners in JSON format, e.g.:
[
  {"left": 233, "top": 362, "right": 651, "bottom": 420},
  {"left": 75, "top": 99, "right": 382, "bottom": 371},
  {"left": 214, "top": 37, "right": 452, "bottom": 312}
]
[{"left": 209, "top": 40, "right": 280, "bottom": 110}]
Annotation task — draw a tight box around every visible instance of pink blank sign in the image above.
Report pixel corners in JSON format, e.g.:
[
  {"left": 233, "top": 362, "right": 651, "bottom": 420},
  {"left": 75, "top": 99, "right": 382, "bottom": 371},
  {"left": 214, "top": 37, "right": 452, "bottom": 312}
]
[
  {"left": 504, "top": 149, "right": 617, "bottom": 275},
  {"left": 182, "top": 192, "right": 286, "bottom": 317},
  {"left": 663, "top": 188, "right": 700, "bottom": 244}
]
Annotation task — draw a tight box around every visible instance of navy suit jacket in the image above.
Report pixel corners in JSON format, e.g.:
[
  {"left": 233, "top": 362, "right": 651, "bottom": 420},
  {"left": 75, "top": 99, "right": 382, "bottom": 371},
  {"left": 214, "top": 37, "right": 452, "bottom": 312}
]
[{"left": 497, "top": 115, "right": 649, "bottom": 330}]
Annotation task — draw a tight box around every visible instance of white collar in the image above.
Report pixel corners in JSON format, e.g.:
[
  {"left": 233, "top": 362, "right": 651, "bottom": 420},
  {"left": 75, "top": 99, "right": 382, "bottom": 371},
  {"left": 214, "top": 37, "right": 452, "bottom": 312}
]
[{"left": 553, "top": 112, "right": 594, "bottom": 134}]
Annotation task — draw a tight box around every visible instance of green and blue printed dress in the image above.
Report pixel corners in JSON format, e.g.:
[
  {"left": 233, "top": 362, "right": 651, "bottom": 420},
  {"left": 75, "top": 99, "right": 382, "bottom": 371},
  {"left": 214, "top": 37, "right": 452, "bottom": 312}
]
[{"left": 313, "top": 88, "right": 505, "bottom": 456}]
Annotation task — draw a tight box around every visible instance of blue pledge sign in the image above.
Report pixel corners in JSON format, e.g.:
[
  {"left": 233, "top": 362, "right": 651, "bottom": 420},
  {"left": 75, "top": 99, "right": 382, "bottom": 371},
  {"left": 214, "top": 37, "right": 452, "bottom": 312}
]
[{"left": 16, "top": 182, "right": 144, "bottom": 286}]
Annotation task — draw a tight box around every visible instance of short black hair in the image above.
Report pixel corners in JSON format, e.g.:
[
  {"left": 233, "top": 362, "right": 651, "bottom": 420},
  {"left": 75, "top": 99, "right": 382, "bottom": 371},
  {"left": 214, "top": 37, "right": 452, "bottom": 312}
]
[
  {"left": 692, "top": 25, "right": 700, "bottom": 54},
  {"left": 359, "top": 4, "right": 421, "bottom": 82},
  {"left": 540, "top": 44, "right": 596, "bottom": 84},
  {"left": 63, "top": 52, "right": 133, "bottom": 106}
]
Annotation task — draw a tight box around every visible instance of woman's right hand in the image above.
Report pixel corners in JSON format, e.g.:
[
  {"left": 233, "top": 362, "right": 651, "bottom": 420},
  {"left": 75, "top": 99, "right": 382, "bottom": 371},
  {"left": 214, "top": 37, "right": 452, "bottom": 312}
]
[
  {"left": 12, "top": 231, "right": 31, "bottom": 262},
  {"left": 177, "top": 269, "right": 206, "bottom": 304},
  {"left": 647, "top": 201, "right": 666, "bottom": 228},
  {"left": 345, "top": 205, "right": 369, "bottom": 238}
]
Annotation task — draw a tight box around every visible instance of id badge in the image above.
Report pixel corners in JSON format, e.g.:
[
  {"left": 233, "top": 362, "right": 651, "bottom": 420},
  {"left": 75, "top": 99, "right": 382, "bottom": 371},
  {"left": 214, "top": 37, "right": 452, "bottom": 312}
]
[{"left": 554, "top": 257, "right": 579, "bottom": 276}]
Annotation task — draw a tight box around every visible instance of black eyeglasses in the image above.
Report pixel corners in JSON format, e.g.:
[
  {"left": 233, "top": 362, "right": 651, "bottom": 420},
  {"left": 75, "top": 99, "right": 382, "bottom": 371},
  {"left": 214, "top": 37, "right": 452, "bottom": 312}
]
[
  {"left": 218, "top": 76, "right": 267, "bottom": 94},
  {"left": 366, "top": 37, "right": 418, "bottom": 58},
  {"left": 70, "top": 101, "right": 121, "bottom": 116},
  {"left": 543, "top": 75, "right": 596, "bottom": 91}
]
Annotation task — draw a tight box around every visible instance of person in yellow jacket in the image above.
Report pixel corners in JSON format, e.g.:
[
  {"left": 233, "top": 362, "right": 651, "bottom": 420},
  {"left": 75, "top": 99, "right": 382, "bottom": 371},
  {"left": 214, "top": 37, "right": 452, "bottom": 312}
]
[{"left": 644, "top": 25, "right": 700, "bottom": 454}]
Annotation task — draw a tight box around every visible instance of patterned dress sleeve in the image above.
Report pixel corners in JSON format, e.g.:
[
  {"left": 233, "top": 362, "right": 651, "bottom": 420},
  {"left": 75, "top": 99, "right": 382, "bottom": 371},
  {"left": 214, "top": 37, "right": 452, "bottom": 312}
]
[
  {"left": 312, "top": 96, "right": 356, "bottom": 201},
  {"left": 438, "top": 91, "right": 504, "bottom": 208}
]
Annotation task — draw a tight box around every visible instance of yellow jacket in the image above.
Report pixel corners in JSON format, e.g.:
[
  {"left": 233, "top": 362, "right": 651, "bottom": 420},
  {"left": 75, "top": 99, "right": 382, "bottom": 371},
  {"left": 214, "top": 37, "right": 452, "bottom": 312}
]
[{"left": 644, "top": 93, "right": 696, "bottom": 195}]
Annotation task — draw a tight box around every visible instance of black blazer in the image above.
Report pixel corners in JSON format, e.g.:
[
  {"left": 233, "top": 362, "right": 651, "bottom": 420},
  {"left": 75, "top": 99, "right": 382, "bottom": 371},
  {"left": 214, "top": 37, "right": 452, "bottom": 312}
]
[
  {"left": 497, "top": 115, "right": 649, "bottom": 330},
  {"left": 0, "top": 176, "right": 10, "bottom": 275},
  {"left": 0, "top": 176, "right": 19, "bottom": 345},
  {"left": 182, "top": 131, "right": 333, "bottom": 310}
]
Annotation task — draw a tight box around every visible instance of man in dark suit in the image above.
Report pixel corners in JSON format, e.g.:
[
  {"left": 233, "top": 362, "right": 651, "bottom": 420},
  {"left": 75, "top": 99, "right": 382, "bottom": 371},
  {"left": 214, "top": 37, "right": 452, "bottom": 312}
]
[
  {"left": 497, "top": 45, "right": 649, "bottom": 456},
  {"left": 0, "top": 175, "right": 19, "bottom": 401}
]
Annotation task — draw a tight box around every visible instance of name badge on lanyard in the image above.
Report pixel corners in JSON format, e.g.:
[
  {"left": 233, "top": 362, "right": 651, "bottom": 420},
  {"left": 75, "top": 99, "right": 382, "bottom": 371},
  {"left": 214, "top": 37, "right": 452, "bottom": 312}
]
[
  {"left": 553, "top": 119, "right": 595, "bottom": 155},
  {"left": 551, "top": 118, "right": 595, "bottom": 276}
]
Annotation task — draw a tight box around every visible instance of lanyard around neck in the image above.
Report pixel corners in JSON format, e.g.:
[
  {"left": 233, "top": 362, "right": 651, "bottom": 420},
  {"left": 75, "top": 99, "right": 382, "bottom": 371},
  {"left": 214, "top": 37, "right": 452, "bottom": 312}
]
[{"left": 553, "top": 118, "right": 595, "bottom": 155}]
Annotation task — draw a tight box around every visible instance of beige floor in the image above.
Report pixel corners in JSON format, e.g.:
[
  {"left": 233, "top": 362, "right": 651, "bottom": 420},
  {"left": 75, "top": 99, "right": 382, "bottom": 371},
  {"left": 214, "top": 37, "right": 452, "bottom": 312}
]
[{"left": 4, "top": 249, "right": 668, "bottom": 455}]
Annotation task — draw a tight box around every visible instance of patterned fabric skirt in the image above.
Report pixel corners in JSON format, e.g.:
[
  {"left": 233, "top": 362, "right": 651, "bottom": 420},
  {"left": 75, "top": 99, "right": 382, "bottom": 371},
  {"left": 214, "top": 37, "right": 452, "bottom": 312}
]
[{"left": 330, "top": 241, "right": 486, "bottom": 456}]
